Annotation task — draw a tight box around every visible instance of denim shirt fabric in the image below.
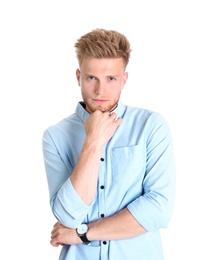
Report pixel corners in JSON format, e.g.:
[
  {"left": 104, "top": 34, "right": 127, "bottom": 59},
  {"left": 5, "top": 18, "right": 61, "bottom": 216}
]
[{"left": 42, "top": 101, "right": 176, "bottom": 260}]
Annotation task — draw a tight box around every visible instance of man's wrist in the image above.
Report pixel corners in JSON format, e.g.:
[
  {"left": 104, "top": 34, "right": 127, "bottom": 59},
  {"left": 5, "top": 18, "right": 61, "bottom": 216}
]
[{"left": 76, "top": 224, "right": 91, "bottom": 245}]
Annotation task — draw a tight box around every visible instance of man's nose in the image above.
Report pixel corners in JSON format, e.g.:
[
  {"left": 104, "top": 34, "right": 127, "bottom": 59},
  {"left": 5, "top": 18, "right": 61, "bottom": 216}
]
[{"left": 95, "top": 81, "right": 106, "bottom": 95}]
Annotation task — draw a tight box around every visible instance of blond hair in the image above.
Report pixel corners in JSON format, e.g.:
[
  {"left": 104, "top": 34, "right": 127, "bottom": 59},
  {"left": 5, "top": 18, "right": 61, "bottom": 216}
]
[{"left": 74, "top": 28, "right": 131, "bottom": 68}]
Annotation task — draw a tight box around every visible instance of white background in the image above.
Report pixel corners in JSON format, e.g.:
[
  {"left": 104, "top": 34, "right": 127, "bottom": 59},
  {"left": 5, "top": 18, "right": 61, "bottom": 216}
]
[{"left": 0, "top": 0, "right": 214, "bottom": 259}]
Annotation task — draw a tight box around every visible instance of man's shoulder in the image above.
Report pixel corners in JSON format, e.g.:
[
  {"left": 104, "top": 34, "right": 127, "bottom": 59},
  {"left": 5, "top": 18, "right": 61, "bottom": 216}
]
[
  {"left": 125, "top": 104, "right": 155, "bottom": 117},
  {"left": 43, "top": 113, "right": 79, "bottom": 136},
  {"left": 124, "top": 104, "right": 168, "bottom": 126}
]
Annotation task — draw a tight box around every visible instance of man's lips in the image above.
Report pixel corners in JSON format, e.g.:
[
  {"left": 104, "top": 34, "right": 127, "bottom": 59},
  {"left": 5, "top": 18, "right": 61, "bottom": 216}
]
[{"left": 93, "top": 99, "right": 108, "bottom": 103}]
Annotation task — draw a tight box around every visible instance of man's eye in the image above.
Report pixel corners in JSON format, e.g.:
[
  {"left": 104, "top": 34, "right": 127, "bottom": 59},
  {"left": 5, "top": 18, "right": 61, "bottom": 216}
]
[
  {"left": 88, "top": 76, "right": 95, "bottom": 80},
  {"left": 109, "top": 77, "right": 115, "bottom": 81}
]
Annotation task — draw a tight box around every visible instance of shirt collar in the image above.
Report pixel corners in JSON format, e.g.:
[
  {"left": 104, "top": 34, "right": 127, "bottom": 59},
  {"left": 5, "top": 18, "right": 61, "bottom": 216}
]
[{"left": 75, "top": 101, "right": 126, "bottom": 122}]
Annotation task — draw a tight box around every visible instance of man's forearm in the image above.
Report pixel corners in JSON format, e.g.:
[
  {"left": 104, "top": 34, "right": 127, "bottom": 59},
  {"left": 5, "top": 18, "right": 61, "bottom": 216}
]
[
  {"left": 70, "top": 139, "right": 102, "bottom": 205},
  {"left": 87, "top": 208, "right": 147, "bottom": 241},
  {"left": 50, "top": 208, "right": 147, "bottom": 247}
]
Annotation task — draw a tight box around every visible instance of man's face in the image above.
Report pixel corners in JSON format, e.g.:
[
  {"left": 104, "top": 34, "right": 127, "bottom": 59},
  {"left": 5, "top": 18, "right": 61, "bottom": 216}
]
[{"left": 76, "top": 58, "right": 128, "bottom": 113}]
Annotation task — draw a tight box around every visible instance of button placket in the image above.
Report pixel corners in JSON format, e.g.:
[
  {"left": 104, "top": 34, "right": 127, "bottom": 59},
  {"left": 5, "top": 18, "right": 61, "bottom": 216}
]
[
  {"left": 98, "top": 155, "right": 106, "bottom": 219},
  {"left": 99, "top": 152, "right": 109, "bottom": 259}
]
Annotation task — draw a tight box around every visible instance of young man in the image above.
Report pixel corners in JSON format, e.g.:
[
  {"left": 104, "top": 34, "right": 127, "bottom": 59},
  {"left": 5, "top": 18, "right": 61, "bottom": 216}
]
[{"left": 42, "top": 28, "right": 176, "bottom": 259}]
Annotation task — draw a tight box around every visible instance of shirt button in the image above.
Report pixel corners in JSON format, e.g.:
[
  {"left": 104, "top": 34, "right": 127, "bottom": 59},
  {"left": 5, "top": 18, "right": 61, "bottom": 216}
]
[
  {"left": 100, "top": 185, "right": 105, "bottom": 189},
  {"left": 100, "top": 158, "right": 104, "bottom": 161},
  {"left": 103, "top": 241, "right": 107, "bottom": 245},
  {"left": 100, "top": 214, "right": 105, "bottom": 218}
]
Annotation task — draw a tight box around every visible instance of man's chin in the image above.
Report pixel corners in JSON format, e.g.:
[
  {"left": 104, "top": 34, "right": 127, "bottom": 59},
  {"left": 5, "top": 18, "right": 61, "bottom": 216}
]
[
  {"left": 86, "top": 103, "right": 118, "bottom": 113},
  {"left": 99, "top": 104, "right": 117, "bottom": 113}
]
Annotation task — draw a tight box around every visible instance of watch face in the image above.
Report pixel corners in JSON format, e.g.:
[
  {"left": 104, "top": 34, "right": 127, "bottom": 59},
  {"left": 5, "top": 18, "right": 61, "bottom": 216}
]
[{"left": 77, "top": 224, "right": 88, "bottom": 235}]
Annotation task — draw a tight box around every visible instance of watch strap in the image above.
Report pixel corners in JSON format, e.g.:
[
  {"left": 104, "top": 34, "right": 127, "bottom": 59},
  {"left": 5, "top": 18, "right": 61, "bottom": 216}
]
[{"left": 79, "top": 234, "right": 91, "bottom": 244}]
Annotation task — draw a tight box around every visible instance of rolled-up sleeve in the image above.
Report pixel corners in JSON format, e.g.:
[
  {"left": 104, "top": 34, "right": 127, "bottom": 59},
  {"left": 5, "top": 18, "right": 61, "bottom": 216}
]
[
  {"left": 42, "top": 128, "right": 90, "bottom": 228},
  {"left": 127, "top": 113, "right": 176, "bottom": 232}
]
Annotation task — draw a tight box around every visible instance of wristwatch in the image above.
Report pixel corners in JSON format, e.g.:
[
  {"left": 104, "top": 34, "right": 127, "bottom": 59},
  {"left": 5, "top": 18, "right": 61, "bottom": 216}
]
[{"left": 76, "top": 224, "right": 91, "bottom": 245}]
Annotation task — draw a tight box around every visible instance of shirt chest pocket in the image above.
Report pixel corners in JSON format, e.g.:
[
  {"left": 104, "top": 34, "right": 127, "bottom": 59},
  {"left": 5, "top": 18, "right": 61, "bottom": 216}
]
[{"left": 110, "top": 145, "right": 146, "bottom": 184}]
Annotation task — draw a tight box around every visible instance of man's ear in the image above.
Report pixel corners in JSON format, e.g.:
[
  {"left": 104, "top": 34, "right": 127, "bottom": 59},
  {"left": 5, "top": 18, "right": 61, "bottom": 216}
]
[
  {"left": 76, "top": 69, "right": 81, "bottom": 86},
  {"left": 122, "top": 71, "right": 128, "bottom": 89}
]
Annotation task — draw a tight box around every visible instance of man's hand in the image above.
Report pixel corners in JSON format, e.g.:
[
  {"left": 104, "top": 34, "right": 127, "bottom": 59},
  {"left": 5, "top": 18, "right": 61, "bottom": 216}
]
[
  {"left": 50, "top": 222, "right": 82, "bottom": 247},
  {"left": 84, "top": 111, "right": 122, "bottom": 147}
]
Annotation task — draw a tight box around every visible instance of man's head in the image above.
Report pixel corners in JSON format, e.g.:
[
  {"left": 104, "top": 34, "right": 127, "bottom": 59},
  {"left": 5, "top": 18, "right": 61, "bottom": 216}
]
[
  {"left": 75, "top": 29, "right": 131, "bottom": 113},
  {"left": 74, "top": 28, "right": 131, "bottom": 69}
]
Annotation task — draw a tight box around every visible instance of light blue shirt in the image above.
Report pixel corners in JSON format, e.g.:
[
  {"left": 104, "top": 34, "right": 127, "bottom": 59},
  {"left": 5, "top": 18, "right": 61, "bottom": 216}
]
[{"left": 42, "top": 101, "right": 176, "bottom": 260}]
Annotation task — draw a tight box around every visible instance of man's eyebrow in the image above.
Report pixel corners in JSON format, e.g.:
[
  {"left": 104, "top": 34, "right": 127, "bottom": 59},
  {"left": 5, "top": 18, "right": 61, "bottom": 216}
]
[
  {"left": 84, "top": 73, "right": 120, "bottom": 78},
  {"left": 84, "top": 73, "right": 96, "bottom": 77},
  {"left": 106, "top": 75, "right": 120, "bottom": 78}
]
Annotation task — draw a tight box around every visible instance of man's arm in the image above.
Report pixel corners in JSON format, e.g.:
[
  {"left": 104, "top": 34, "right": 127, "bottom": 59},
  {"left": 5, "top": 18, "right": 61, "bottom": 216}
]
[
  {"left": 70, "top": 110, "right": 122, "bottom": 205},
  {"left": 87, "top": 208, "right": 147, "bottom": 241},
  {"left": 43, "top": 110, "right": 123, "bottom": 228},
  {"left": 50, "top": 208, "right": 146, "bottom": 247}
]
